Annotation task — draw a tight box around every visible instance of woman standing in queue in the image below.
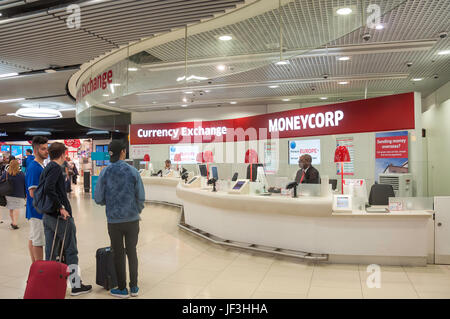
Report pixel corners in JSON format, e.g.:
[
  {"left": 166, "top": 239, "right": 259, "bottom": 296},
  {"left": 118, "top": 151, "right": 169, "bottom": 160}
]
[{"left": 0, "top": 160, "right": 26, "bottom": 229}]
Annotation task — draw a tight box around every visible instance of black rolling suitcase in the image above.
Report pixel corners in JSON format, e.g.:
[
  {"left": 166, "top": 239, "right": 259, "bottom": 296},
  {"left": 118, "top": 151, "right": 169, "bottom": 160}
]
[{"left": 96, "top": 247, "right": 118, "bottom": 290}]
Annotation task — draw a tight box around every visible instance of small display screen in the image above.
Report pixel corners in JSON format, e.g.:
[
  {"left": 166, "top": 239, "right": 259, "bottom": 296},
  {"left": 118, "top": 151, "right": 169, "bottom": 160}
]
[
  {"left": 1, "top": 145, "right": 10, "bottom": 153},
  {"left": 199, "top": 164, "right": 208, "bottom": 177},
  {"left": 233, "top": 181, "right": 245, "bottom": 190},
  {"left": 211, "top": 166, "right": 218, "bottom": 180},
  {"left": 188, "top": 177, "right": 197, "bottom": 184},
  {"left": 336, "top": 196, "right": 349, "bottom": 208}
]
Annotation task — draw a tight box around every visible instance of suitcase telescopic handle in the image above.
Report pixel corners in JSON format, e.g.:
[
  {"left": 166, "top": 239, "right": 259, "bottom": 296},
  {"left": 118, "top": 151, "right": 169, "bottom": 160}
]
[{"left": 50, "top": 216, "right": 70, "bottom": 261}]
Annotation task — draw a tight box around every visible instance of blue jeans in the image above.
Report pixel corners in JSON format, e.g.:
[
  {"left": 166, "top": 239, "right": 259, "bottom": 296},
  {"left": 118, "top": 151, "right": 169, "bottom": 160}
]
[{"left": 43, "top": 214, "right": 79, "bottom": 267}]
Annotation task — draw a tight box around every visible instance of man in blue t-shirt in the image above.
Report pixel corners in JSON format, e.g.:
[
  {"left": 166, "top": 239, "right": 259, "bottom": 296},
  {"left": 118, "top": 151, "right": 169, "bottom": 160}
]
[
  {"left": 22, "top": 148, "right": 35, "bottom": 173},
  {"left": 25, "top": 136, "right": 48, "bottom": 263}
]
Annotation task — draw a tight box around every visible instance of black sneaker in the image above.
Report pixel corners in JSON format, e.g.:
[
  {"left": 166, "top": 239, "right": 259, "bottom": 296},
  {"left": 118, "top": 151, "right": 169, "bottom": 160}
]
[
  {"left": 71, "top": 283, "right": 93, "bottom": 296},
  {"left": 12, "top": 224, "right": 19, "bottom": 230}
]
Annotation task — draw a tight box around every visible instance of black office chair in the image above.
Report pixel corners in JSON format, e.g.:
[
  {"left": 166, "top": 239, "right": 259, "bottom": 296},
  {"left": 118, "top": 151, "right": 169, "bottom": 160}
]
[
  {"left": 368, "top": 184, "right": 395, "bottom": 205},
  {"left": 329, "top": 179, "right": 337, "bottom": 191}
]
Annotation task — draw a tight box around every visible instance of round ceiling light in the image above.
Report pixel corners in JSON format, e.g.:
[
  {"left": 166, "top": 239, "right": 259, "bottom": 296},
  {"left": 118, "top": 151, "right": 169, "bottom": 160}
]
[
  {"left": 411, "top": 78, "right": 423, "bottom": 81},
  {"left": 217, "top": 65, "right": 226, "bottom": 71},
  {"left": 338, "top": 56, "right": 350, "bottom": 61},
  {"left": 276, "top": 60, "right": 290, "bottom": 65},
  {"left": 437, "top": 50, "right": 450, "bottom": 55},
  {"left": 269, "top": 85, "right": 279, "bottom": 88},
  {"left": 375, "top": 24, "right": 384, "bottom": 30},
  {"left": 282, "top": 99, "right": 291, "bottom": 102},
  {"left": 338, "top": 81, "right": 349, "bottom": 85},
  {"left": 320, "top": 97, "right": 328, "bottom": 100},
  {"left": 14, "top": 108, "right": 62, "bottom": 119},
  {"left": 336, "top": 8, "right": 352, "bottom": 15},
  {"left": 230, "top": 101, "right": 237, "bottom": 104}
]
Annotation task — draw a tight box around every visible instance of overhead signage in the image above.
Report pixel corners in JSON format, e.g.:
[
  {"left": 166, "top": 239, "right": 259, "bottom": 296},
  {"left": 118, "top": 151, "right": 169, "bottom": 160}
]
[
  {"left": 130, "top": 93, "right": 415, "bottom": 145},
  {"left": 288, "top": 139, "right": 321, "bottom": 165},
  {"left": 76, "top": 69, "right": 113, "bottom": 100}
]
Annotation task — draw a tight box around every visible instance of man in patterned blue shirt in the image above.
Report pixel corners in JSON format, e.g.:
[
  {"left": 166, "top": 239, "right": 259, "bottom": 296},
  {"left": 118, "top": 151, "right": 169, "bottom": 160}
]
[{"left": 94, "top": 140, "right": 145, "bottom": 298}]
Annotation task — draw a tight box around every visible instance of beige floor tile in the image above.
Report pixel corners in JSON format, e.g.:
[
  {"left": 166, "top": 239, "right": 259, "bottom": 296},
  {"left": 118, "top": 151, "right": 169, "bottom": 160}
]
[
  {"left": 307, "top": 286, "right": 363, "bottom": 299},
  {"left": 141, "top": 282, "right": 205, "bottom": 299},
  {"left": 0, "top": 286, "right": 24, "bottom": 299},
  {"left": 215, "top": 265, "right": 269, "bottom": 284},
  {"left": 417, "top": 291, "right": 450, "bottom": 299},
  {"left": 197, "top": 279, "right": 259, "bottom": 299},
  {"left": 163, "top": 267, "right": 222, "bottom": 286},
  {"left": 231, "top": 252, "right": 275, "bottom": 267},
  {"left": 257, "top": 275, "right": 311, "bottom": 295},
  {"left": 362, "top": 283, "right": 419, "bottom": 299},
  {"left": 251, "top": 291, "right": 307, "bottom": 299}
]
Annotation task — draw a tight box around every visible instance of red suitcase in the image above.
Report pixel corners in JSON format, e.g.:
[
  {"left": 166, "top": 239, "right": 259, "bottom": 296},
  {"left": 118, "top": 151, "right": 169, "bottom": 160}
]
[{"left": 24, "top": 217, "right": 70, "bottom": 299}]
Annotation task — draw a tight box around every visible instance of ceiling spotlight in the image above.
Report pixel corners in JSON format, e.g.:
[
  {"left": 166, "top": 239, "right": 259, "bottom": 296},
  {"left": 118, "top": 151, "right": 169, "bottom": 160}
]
[
  {"left": 128, "top": 67, "right": 138, "bottom": 71},
  {"left": 152, "top": 101, "right": 157, "bottom": 104},
  {"left": 437, "top": 50, "right": 450, "bottom": 55},
  {"left": 181, "top": 104, "right": 188, "bottom": 107},
  {"left": 218, "top": 35, "right": 232, "bottom": 41},
  {"left": 102, "top": 94, "right": 109, "bottom": 97},
  {"left": 109, "top": 101, "right": 116, "bottom": 104},
  {"left": 338, "top": 81, "right": 349, "bottom": 85},
  {"left": 182, "top": 97, "right": 188, "bottom": 103},
  {"left": 184, "top": 91, "right": 193, "bottom": 94},
  {"left": 320, "top": 97, "right": 328, "bottom": 100},
  {"left": 336, "top": 7, "right": 352, "bottom": 15},
  {"left": 217, "top": 65, "right": 226, "bottom": 71},
  {"left": 269, "top": 85, "right": 279, "bottom": 88},
  {"left": 411, "top": 78, "right": 423, "bottom": 81},
  {"left": 282, "top": 99, "right": 291, "bottom": 102},
  {"left": 0, "top": 97, "right": 25, "bottom": 103},
  {"left": 276, "top": 60, "right": 289, "bottom": 65},
  {"left": 14, "top": 108, "right": 62, "bottom": 119},
  {"left": 338, "top": 56, "right": 350, "bottom": 61},
  {"left": 204, "top": 90, "right": 211, "bottom": 93},
  {"left": 0, "top": 72, "right": 19, "bottom": 79},
  {"left": 375, "top": 24, "right": 384, "bottom": 30},
  {"left": 230, "top": 101, "right": 237, "bottom": 104}
]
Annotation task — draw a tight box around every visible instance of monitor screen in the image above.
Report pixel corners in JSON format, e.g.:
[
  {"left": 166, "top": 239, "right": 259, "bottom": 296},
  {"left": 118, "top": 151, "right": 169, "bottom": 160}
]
[
  {"left": 11, "top": 145, "right": 23, "bottom": 160},
  {"left": 288, "top": 139, "right": 321, "bottom": 165},
  {"left": 1, "top": 145, "right": 11, "bottom": 153},
  {"left": 23, "top": 146, "right": 33, "bottom": 157},
  {"left": 199, "top": 164, "right": 208, "bottom": 177},
  {"left": 336, "top": 196, "right": 350, "bottom": 209},
  {"left": 233, "top": 181, "right": 245, "bottom": 190},
  {"left": 188, "top": 177, "right": 198, "bottom": 184},
  {"left": 211, "top": 166, "right": 218, "bottom": 180}
]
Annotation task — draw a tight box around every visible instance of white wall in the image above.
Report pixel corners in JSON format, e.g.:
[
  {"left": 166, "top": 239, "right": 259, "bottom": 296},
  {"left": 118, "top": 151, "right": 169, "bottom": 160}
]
[{"left": 422, "top": 81, "right": 450, "bottom": 196}]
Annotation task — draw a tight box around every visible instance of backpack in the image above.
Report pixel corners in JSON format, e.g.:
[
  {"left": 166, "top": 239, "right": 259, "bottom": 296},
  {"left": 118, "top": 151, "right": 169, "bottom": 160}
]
[{"left": 33, "top": 167, "right": 55, "bottom": 214}]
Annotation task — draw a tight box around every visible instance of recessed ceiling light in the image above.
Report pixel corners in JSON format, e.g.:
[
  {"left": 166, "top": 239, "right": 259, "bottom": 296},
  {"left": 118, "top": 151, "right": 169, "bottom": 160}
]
[
  {"left": 338, "top": 56, "right": 350, "bottom": 61},
  {"left": 269, "top": 85, "right": 279, "bottom": 88},
  {"left": 128, "top": 67, "right": 138, "bottom": 71},
  {"left": 182, "top": 97, "right": 188, "bottom": 103},
  {"left": 14, "top": 108, "right": 62, "bottom": 119},
  {"left": 109, "top": 101, "right": 116, "bottom": 104},
  {"left": 181, "top": 104, "right": 188, "bottom": 107},
  {"left": 0, "top": 72, "right": 19, "bottom": 78},
  {"left": 0, "top": 98, "right": 25, "bottom": 103},
  {"left": 218, "top": 35, "right": 232, "bottom": 41},
  {"left": 338, "top": 81, "right": 349, "bottom": 85},
  {"left": 336, "top": 7, "right": 352, "bottom": 15},
  {"left": 217, "top": 65, "right": 226, "bottom": 71},
  {"left": 320, "top": 97, "right": 328, "bottom": 100},
  {"left": 184, "top": 91, "right": 193, "bottom": 94},
  {"left": 276, "top": 60, "right": 289, "bottom": 65},
  {"left": 152, "top": 101, "right": 157, "bottom": 104},
  {"left": 102, "top": 94, "right": 109, "bottom": 97},
  {"left": 411, "top": 78, "right": 423, "bottom": 81},
  {"left": 375, "top": 24, "right": 384, "bottom": 30},
  {"left": 437, "top": 50, "right": 450, "bottom": 55},
  {"left": 230, "top": 101, "right": 237, "bottom": 104},
  {"left": 204, "top": 90, "right": 211, "bottom": 93}
]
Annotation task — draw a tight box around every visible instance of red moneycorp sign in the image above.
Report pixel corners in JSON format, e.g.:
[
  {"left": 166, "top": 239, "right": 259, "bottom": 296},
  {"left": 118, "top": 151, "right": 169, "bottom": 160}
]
[{"left": 130, "top": 92, "right": 415, "bottom": 145}]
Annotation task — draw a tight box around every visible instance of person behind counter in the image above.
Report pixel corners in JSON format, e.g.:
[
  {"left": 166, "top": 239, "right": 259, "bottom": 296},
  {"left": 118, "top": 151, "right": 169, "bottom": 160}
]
[
  {"left": 163, "top": 159, "right": 172, "bottom": 176},
  {"left": 295, "top": 154, "right": 320, "bottom": 184}
]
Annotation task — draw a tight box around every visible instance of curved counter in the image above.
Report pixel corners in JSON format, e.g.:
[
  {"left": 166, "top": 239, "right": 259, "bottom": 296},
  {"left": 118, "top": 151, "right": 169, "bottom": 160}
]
[
  {"left": 177, "top": 184, "right": 432, "bottom": 266},
  {"left": 142, "top": 176, "right": 182, "bottom": 206}
]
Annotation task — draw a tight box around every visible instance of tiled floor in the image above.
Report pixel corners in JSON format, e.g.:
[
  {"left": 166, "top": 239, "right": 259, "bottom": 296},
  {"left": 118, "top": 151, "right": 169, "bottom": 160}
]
[{"left": 1, "top": 185, "right": 450, "bottom": 299}]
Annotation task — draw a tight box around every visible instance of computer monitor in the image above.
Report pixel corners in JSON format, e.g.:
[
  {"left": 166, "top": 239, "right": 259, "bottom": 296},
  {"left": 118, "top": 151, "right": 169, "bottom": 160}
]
[
  {"left": 199, "top": 164, "right": 208, "bottom": 177},
  {"left": 211, "top": 166, "right": 218, "bottom": 180},
  {"left": 246, "top": 163, "right": 263, "bottom": 182}
]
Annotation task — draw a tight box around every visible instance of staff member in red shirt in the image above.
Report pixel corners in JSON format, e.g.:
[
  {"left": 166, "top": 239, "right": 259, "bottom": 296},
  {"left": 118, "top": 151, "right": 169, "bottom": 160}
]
[{"left": 295, "top": 154, "right": 320, "bottom": 184}]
